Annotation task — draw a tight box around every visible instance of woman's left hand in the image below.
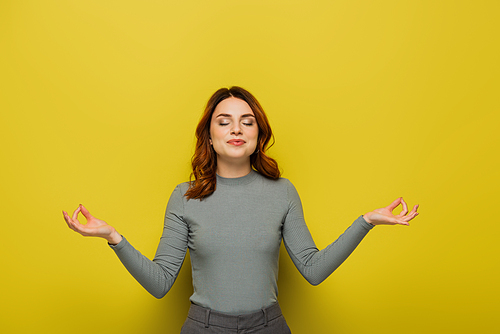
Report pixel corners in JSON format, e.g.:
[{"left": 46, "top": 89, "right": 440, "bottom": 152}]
[{"left": 363, "top": 197, "right": 419, "bottom": 226}]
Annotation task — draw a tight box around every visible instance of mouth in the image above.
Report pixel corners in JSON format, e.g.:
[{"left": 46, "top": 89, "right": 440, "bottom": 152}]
[{"left": 227, "top": 139, "right": 246, "bottom": 146}]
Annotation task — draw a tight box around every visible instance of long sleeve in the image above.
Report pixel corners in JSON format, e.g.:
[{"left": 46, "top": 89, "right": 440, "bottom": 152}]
[
  {"left": 282, "top": 181, "right": 374, "bottom": 286},
  {"left": 109, "top": 185, "right": 188, "bottom": 298}
]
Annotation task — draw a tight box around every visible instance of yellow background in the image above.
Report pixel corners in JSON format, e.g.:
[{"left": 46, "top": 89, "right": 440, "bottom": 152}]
[{"left": 1, "top": 1, "right": 499, "bottom": 333}]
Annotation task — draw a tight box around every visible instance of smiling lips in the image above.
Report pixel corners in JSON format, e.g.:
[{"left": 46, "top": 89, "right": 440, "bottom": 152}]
[{"left": 227, "top": 139, "right": 246, "bottom": 146}]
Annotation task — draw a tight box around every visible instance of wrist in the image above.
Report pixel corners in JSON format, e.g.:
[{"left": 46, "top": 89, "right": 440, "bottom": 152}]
[
  {"left": 363, "top": 213, "right": 375, "bottom": 226},
  {"left": 106, "top": 229, "right": 122, "bottom": 245}
]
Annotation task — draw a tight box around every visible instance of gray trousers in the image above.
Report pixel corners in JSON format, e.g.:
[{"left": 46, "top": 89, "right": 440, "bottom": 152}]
[{"left": 180, "top": 302, "right": 292, "bottom": 334}]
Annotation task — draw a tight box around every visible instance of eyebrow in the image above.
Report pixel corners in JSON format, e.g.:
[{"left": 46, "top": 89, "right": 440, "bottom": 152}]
[{"left": 215, "top": 113, "right": 255, "bottom": 118}]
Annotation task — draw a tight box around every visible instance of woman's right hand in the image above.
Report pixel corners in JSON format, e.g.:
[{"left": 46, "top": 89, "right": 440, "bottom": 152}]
[{"left": 63, "top": 204, "right": 123, "bottom": 245}]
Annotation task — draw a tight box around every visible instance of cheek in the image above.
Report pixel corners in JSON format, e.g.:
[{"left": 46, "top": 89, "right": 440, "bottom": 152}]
[
  {"left": 250, "top": 128, "right": 259, "bottom": 142},
  {"left": 248, "top": 129, "right": 259, "bottom": 150},
  {"left": 209, "top": 124, "right": 222, "bottom": 141}
]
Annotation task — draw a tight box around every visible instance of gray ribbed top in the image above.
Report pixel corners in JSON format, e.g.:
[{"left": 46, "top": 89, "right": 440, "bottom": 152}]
[{"left": 110, "top": 170, "right": 373, "bottom": 315}]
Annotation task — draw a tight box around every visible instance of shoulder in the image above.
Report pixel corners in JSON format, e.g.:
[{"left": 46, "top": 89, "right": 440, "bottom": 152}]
[
  {"left": 176, "top": 181, "right": 191, "bottom": 196},
  {"left": 276, "top": 177, "right": 301, "bottom": 203},
  {"left": 166, "top": 181, "right": 191, "bottom": 205},
  {"left": 253, "top": 172, "right": 299, "bottom": 200}
]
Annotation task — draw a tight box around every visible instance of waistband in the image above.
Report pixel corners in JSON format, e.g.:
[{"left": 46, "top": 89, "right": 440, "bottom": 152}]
[{"left": 187, "top": 302, "right": 283, "bottom": 330}]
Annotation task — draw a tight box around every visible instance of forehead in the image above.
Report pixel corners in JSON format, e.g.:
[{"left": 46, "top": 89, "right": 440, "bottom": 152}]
[{"left": 212, "top": 97, "right": 254, "bottom": 118}]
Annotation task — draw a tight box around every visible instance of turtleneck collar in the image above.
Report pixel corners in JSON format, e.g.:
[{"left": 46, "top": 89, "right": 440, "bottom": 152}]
[{"left": 216, "top": 169, "right": 259, "bottom": 186}]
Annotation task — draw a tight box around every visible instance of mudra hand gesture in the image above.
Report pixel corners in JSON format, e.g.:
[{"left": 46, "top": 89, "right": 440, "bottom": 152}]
[
  {"left": 63, "top": 204, "right": 123, "bottom": 244},
  {"left": 363, "top": 197, "right": 419, "bottom": 226}
]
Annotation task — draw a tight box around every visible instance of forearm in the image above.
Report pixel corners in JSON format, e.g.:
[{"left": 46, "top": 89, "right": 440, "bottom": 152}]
[
  {"left": 109, "top": 237, "right": 182, "bottom": 298},
  {"left": 285, "top": 215, "right": 373, "bottom": 285}
]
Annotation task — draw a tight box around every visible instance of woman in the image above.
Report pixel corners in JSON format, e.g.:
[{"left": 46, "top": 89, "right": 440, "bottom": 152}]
[{"left": 63, "top": 86, "right": 419, "bottom": 333}]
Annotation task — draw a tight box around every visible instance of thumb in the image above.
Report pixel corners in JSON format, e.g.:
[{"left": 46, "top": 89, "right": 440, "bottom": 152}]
[{"left": 79, "top": 204, "right": 93, "bottom": 219}]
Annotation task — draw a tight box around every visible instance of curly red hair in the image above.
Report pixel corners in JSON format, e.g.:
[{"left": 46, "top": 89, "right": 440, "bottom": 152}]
[{"left": 185, "top": 86, "right": 280, "bottom": 200}]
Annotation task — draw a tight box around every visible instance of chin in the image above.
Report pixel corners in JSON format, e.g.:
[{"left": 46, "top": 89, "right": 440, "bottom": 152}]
[{"left": 218, "top": 152, "right": 253, "bottom": 161}]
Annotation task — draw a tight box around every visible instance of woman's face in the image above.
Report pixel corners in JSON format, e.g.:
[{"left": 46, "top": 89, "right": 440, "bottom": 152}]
[{"left": 209, "top": 97, "right": 259, "bottom": 165}]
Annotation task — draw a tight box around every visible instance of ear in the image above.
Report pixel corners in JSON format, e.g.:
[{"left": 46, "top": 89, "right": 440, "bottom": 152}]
[{"left": 209, "top": 137, "right": 212, "bottom": 145}]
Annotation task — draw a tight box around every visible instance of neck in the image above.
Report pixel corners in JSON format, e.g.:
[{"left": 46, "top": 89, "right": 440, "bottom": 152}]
[{"left": 216, "top": 157, "right": 252, "bottom": 178}]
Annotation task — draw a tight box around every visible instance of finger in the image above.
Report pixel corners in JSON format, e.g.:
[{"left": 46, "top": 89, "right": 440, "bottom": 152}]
[
  {"left": 401, "top": 209, "right": 420, "bottom": 223},
  {"left": 63, "top": 211, "right": 73, "bottom": 227},
  {"left": 396, "top": 219, "right": 410, "bottom": 226},
  {"left": 79, "top": 204, "right": 93, "bottom": 220},
  {"left": 64, "top": 212, "right": 88, "bottom": 234},
  {"left": 398, "top": 198, "right": 409, "bottom": 217},
  {"left": 406, "top": 205, "right": 420, "bottom": 218},
  {"left": 410, "top": 209, "right": 420, "bottom": 220},
  {"left": 385, "top": 214, "right": 409, "bottom": 226},
  {"left": 63, "top": 211, "right": 74, "bottom": 225},
  {"left": 71, "top": 206, "right": 83, "bottom": 225},
  {"left": 386, "top": 197, "right": 403, "bottom": 211},
  {"left": 72, "top": 206, "right": 81, "bottom": 221},
  {"left": 63, "top": 211, "right": 79, "bottom": 232},
  {"left": 390, "top": 217, "right": 409, "bottom": 226}
]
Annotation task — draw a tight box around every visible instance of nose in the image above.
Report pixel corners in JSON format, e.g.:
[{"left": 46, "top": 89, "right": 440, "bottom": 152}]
[{"left": 230, "top": 123, "right": 242, "bottom": 135}]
